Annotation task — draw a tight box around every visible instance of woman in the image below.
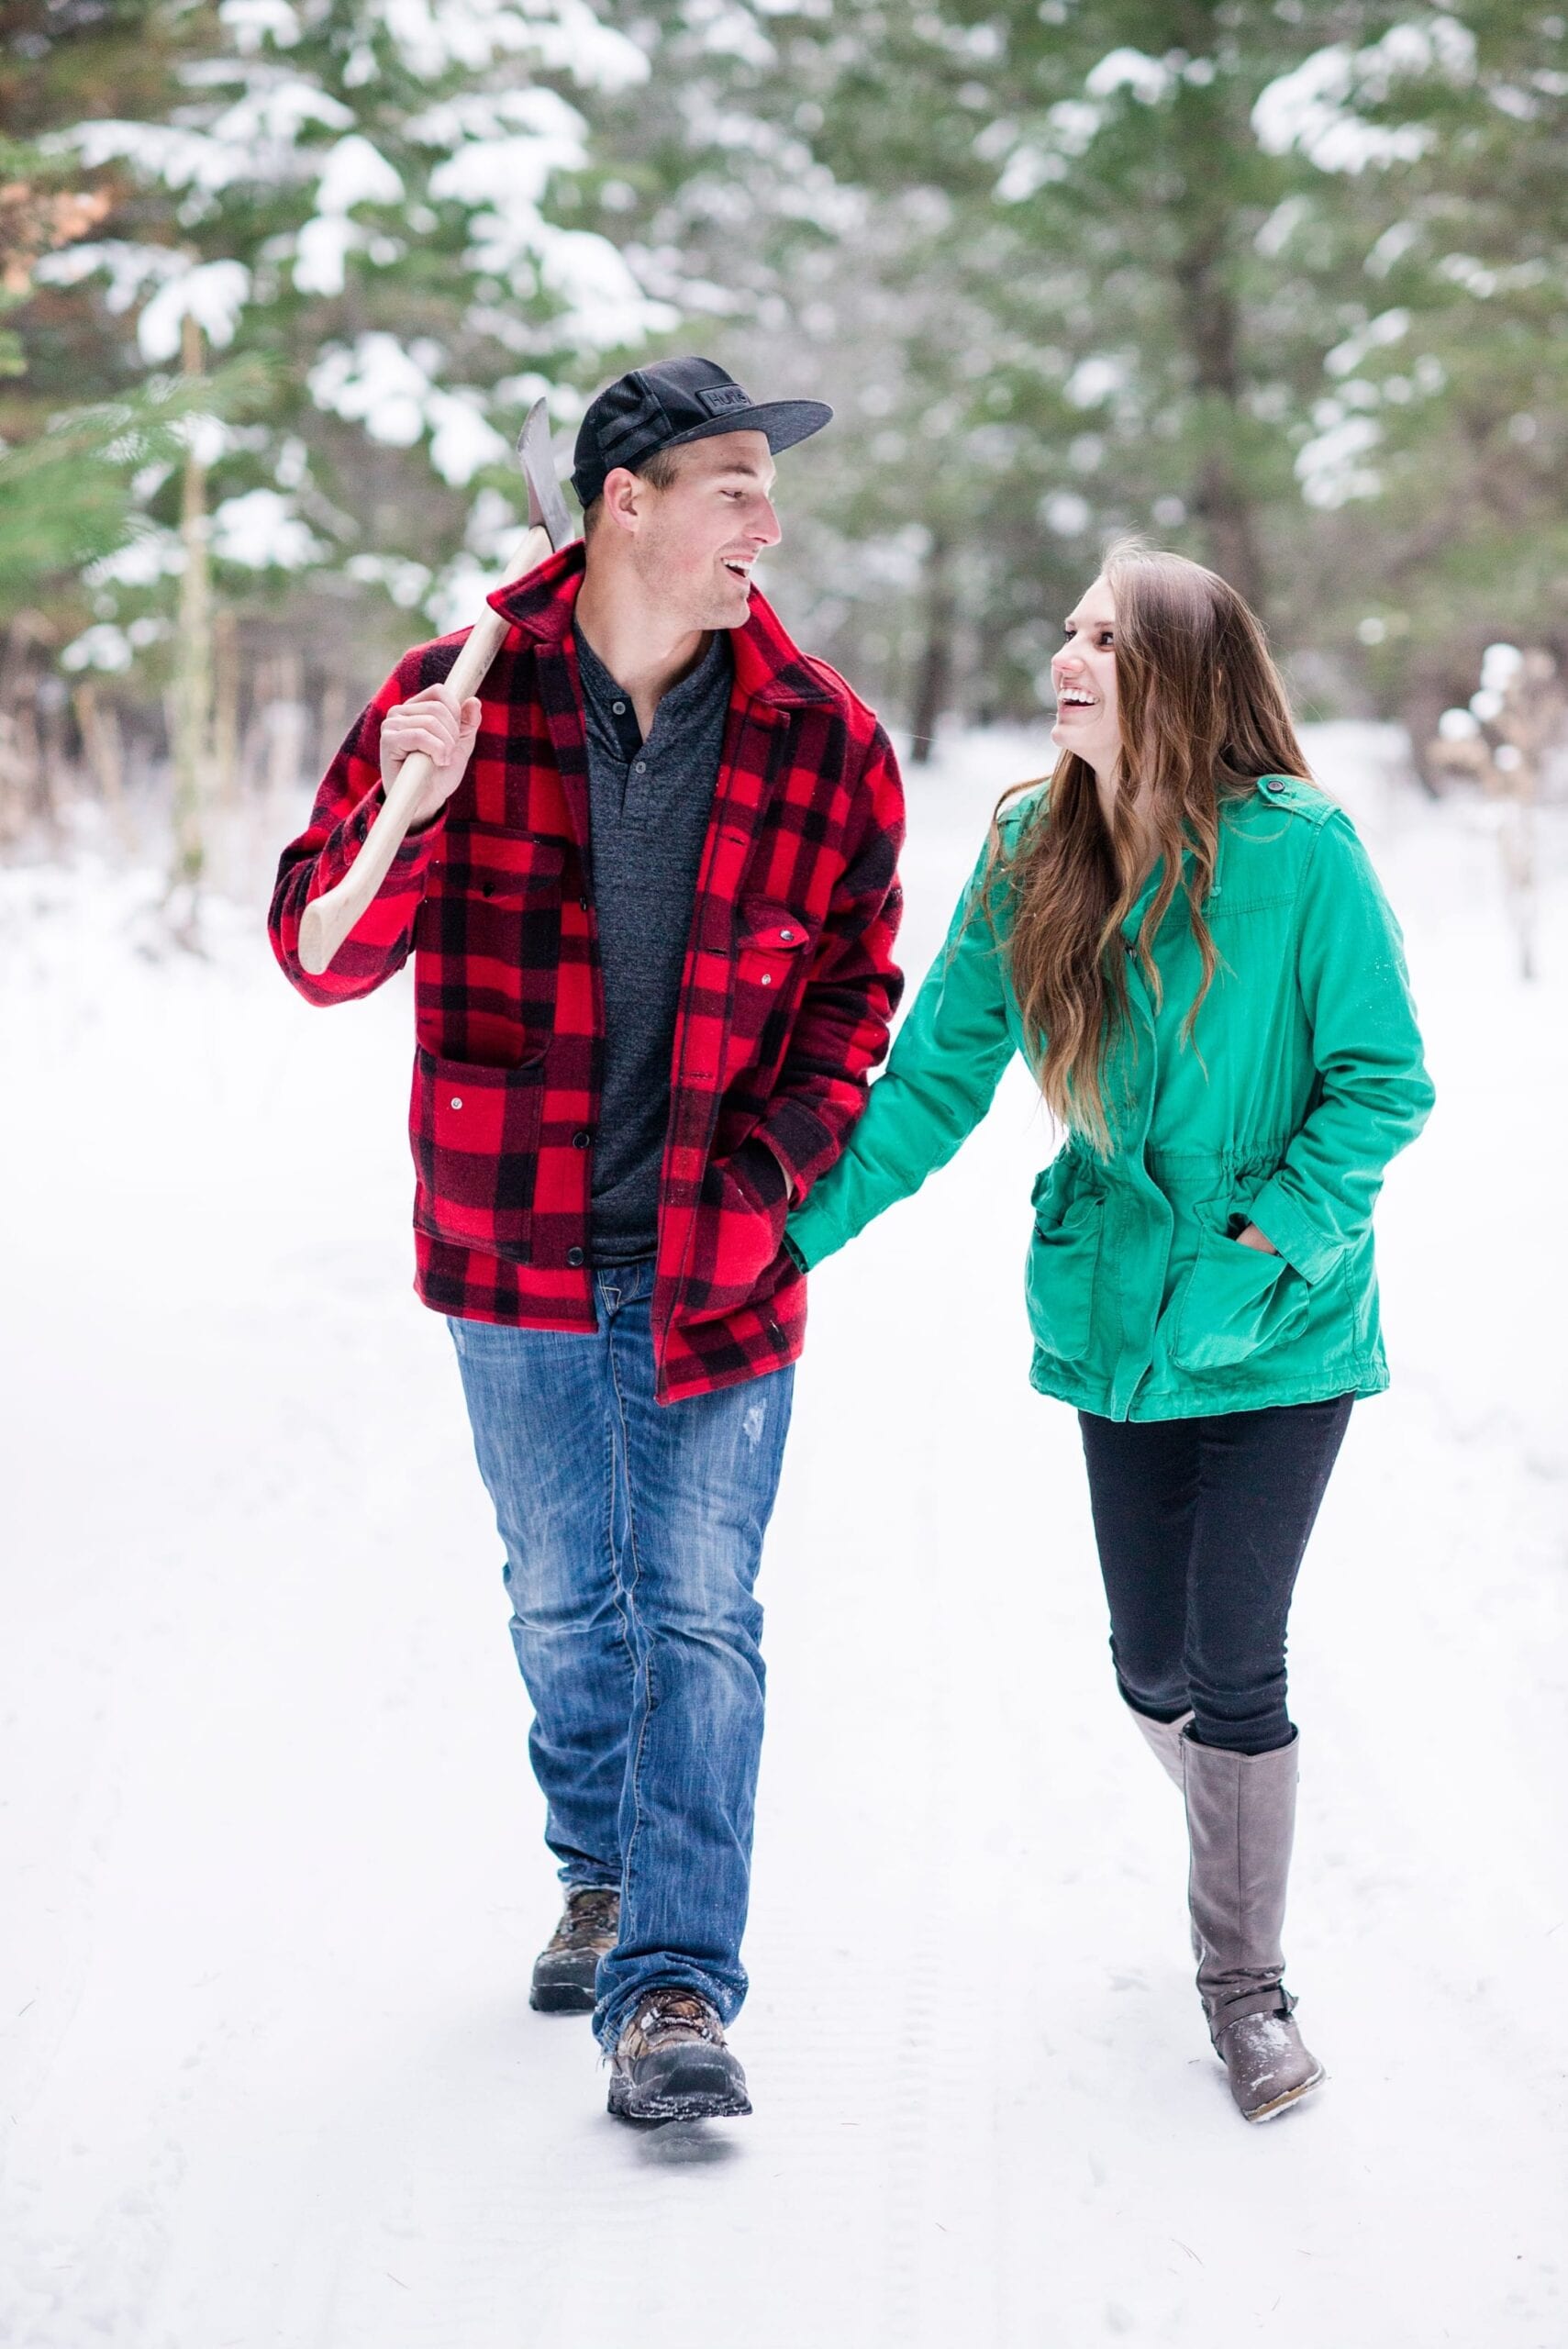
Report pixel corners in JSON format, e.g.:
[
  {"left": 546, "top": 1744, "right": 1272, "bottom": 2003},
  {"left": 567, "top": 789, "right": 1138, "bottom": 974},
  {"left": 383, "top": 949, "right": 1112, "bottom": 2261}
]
[{"left": 784, "top": 543, "right": 1434, "bottom": 2123}]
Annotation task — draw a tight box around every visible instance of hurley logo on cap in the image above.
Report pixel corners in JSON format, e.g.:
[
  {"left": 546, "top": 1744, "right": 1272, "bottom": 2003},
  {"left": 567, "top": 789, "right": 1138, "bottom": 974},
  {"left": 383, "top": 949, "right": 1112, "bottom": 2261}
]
[{"left": 695, "top": 384, "right": 752, "bottom": 416}]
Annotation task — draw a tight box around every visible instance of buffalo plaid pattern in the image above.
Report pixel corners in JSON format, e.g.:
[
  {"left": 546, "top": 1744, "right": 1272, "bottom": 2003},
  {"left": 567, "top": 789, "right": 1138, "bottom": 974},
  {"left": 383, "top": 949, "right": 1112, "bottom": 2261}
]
[{"left": 270, "top": 545, "right": 905, "bottom": 1401}]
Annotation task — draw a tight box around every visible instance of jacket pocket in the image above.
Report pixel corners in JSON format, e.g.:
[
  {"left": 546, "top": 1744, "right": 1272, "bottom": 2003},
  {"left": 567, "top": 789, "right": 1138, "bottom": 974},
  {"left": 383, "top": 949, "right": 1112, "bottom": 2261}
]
[
  {"left": 730, "top": 898, "right": 814, "bottom": 1050},
  {"left": 416, "top": 829, "right": 565, "bottom": 1066},
  {"left": 1026, "top": 1188, "right": 1104, "bottom": 1361},
  {"left": 1170, "top": 1224, "right": 1309, "bottom": 1371},
  {"left": 679, "top": 1143, "right": 793, "bottom": 1324},
  {"left": 410, "top": 1046, "right": 548, "bottom": 1264}
]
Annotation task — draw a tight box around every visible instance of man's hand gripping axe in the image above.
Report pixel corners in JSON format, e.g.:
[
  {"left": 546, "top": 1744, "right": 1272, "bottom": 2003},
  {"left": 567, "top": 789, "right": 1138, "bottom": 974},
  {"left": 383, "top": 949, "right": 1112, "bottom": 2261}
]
[{"left": 297, "top": 400, "right": 576, "bottom": 977}]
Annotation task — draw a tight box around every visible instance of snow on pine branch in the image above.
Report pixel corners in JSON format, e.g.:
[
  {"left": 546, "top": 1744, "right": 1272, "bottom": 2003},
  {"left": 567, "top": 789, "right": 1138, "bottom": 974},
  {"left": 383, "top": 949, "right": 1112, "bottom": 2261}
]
[
  {"left": 1253, "top": 17, "right": 1477, "bottom": 174},
  {"left": 373, "top": 0, "right": 647, "bottom": 86},
  {"left": 307, "top": 336, "right": 512, "bottom": 482},
  {"left": 45, "top": 3, "right": 662, "bottom": 352}
]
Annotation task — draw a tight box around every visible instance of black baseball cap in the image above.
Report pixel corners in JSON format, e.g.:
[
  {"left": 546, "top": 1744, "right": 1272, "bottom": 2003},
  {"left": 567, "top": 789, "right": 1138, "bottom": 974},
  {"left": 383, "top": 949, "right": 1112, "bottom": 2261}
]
[{"left": 572, "top": 355, "right": 832, "bottom": 509}]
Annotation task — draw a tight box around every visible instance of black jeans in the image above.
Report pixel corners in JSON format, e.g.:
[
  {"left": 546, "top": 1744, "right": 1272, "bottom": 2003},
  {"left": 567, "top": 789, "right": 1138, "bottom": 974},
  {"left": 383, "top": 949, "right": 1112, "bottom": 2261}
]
[{"left": 1078, "top": 1397, "right": 1354, "bottom": 1756}]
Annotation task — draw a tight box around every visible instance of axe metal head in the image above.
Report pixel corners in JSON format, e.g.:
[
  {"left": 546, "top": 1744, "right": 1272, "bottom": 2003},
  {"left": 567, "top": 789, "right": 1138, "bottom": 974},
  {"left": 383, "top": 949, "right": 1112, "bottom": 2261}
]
[{"left": 517, "top": 398, "right": 575, "bottom": 551}]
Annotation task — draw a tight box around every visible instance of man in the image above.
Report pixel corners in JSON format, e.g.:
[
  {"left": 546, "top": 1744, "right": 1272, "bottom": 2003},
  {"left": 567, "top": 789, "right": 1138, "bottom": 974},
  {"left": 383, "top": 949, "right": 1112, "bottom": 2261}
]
[{"left": 271, "top": 357, "right": 905, "bottom": 2123}]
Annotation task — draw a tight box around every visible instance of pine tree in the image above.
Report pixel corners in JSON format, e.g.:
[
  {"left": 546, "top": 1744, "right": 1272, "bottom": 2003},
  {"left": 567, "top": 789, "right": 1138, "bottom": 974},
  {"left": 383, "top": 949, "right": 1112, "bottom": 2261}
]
[
  {"left": 7, "top": 0, "right": 669, "bottom": 717},
  {"left": 590, "top": 0, "right": 1429, "bottom": 736},
  {"left": 1252, "top": 6, "right": 1568, "bottom": 761}
]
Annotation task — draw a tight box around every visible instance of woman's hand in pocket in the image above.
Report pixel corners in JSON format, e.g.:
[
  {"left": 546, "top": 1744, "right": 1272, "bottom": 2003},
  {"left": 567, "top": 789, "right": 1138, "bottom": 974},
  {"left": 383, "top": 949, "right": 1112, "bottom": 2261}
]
[{"left": 1234, "top": 1220, "right": 1279, "bottom": 1255}]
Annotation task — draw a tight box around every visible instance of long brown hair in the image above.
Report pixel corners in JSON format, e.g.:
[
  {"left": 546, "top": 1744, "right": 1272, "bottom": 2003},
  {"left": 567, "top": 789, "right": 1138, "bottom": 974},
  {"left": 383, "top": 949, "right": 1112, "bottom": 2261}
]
[{"left": 985, "top": 540, "right": 1311, "bottom": 1152}]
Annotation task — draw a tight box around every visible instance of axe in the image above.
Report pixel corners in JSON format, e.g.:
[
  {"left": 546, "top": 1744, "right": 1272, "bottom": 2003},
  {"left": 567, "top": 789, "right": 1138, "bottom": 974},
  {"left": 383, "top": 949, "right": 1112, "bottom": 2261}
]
[{"left": 297, "top": 399, "right": 576, "bottom": 977}]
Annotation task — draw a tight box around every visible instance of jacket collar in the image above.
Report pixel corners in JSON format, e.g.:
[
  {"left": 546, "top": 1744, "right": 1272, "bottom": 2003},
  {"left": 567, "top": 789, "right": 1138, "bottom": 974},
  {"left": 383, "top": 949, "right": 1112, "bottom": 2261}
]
[{"left": 487, "top": 542, "right": 836, "bottom": 710}]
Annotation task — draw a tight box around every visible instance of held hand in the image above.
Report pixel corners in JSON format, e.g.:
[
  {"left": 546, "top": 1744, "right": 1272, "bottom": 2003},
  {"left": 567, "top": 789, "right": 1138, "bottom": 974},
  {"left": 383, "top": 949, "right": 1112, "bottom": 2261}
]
[
  {"left": 379, "top": 684, "right": 483, "bottom": 823},
  {"left": 1235, "top": 1220, "right": 1279, "bottom": 1255}
]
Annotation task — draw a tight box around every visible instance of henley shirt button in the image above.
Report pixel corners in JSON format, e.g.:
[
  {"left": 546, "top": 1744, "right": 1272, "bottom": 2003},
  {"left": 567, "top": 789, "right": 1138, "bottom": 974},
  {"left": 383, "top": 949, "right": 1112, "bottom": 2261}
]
[
  {"left": 573, "top": 1130, "right": 591, "bottom": 1150},
  {"left": 612, "top": 699, "right": 626, "bottom": 714},
  {"left": 761, "top": 973, "right": 773, "bottom": 985},
  {"left": 450, "top": 1096, "right": 463, "bottom": 1110},
  {"left": 566, "top": 1246, "right": 585, "bottom": 1268},
  {"left": 634, "top": 760, "right": 647, "bottom": 773}
]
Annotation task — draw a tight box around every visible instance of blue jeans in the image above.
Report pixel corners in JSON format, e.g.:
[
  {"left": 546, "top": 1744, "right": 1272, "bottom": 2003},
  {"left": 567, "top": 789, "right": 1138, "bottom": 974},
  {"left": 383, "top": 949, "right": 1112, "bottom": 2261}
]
[{"left": 449, "top": 1260, "right": 794, "bottom": 2049}]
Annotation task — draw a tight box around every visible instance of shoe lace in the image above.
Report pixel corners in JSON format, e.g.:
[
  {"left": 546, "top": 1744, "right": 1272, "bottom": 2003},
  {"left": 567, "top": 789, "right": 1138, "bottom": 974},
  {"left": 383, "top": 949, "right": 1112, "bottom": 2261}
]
[
  {"left": 635, "top": 1989, "right": 720, "bottom": 2043},
  {"left": 562, "top": 1887, "right": 619, "bottom": 1944}
]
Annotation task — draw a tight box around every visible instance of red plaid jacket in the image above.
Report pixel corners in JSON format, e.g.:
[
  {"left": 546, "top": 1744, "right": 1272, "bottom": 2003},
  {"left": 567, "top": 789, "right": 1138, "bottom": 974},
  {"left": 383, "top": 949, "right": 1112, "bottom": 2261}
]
[{"left": 270, "top": 545, "right": 905, "bottom": 1401}]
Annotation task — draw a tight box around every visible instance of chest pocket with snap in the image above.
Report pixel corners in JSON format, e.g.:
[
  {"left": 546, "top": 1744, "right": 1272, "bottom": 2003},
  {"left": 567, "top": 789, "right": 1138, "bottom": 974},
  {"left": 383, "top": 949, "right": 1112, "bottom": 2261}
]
[{"left": 732, "top": 899, "right": 813, "bottom": 1044}]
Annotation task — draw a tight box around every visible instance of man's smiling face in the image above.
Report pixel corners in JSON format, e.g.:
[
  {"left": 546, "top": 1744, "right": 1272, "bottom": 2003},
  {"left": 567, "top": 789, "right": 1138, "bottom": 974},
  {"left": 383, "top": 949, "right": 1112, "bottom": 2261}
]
[{"left": 617, "top": 430, "right": 782, "bottom": 630}]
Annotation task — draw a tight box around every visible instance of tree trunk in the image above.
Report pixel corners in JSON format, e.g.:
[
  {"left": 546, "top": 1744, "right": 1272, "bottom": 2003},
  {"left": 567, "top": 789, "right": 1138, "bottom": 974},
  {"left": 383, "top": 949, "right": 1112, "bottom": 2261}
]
[
  {"left": 73, "top": 682, "right": 133, "bottom": 845},
  {"left": 213, "top": 605, "right": 239, "bottom": 809},
  {"left": 909, "top": 533, "right": 955, "bottom": 765},
  {"left": 1397, "top": 674, "right": 1453, "bottom": 800},
  {"left": 0, "top": 616, "right": 55, "bottom": 841},
  {"left": 170, "top": 309, "right": 214, "bottom": 900},
  {"left": 34, "top": 671, "right": 68, "bottom": 831},
  {"left": 1173, "top": 244, "right": 1266, "bottom": 615},
  {"left": 318, "top": 674, "right": 350, "bottom": 772}
]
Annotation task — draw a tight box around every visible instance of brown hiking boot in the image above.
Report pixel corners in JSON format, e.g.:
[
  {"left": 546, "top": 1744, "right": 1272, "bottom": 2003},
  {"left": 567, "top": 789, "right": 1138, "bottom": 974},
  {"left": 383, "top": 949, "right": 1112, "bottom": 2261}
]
[
  {"left": 606, "top": 1988, "right": 751, "bottom": 2124},
  {"left": 529, "top": 1885, "right": 619, "bottom": 2014}
]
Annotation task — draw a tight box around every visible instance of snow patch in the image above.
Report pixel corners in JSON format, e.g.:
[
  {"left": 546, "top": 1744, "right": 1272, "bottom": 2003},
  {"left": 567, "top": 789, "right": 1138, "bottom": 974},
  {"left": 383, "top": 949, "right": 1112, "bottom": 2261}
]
[
  {"left": 209, "top": 488, "right": 326, "bottom": 570},
  {"left": 1255, "top": 21, "right": 1474, "bottom": 173},
  {"left": 1296, "top": 415, "right": 1383, "bottom": 508},
  {"left": 1326, "top": 307, "right": 1410, "bottom": 379},
  {"left": 1086, "top": 48, "right": 1173, "bottom": 106},
  {"left": 32, "top": 240, "right": 188, "bottom": 313},
  {"left": 307, "top": 335, "right": 440, "bottom": 449},
  {"left": 137, "top": 259, "right": 251, "bottom": 362},
  {"left": 378, "top": 0, "right": 646, "bottom": 88},
  {"left": 218, "top": 0, "right": 301, "bottom": 48},
  {"left": 61, "top": 624, "right": 136, "bottom": 674},
  {"left": 315, "top": 134, "right": 405, "bottom": 215},
  {"left": 531, "top": 225, "right": 678, "bottom": 351},
  {"left": 1, "top": 740, "right": 1564, "bottom": 2345},
  {"left": 425, "top": 392, "right": 509, "bottom": 487},
  {"left": 83, "top": 529, "right": 185, "bottom": 588}
]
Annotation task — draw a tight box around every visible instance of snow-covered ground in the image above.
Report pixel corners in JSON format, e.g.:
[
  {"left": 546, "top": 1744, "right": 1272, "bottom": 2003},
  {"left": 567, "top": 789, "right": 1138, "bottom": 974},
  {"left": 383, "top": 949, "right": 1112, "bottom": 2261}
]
[{"left": 2, "top": 727, "right": 1564, "bottom": 2348}]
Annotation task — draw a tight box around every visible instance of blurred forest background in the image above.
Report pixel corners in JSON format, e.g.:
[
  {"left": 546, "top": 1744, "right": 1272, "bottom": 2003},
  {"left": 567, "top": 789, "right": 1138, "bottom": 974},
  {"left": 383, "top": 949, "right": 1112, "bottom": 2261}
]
[{"left": 3, "top": 0, "right": 1565, "bottom": 884}]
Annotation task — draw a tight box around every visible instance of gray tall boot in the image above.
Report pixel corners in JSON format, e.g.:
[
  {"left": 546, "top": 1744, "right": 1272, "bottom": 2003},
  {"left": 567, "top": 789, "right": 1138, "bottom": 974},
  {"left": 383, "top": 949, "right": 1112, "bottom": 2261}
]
[
  {"left": 1182, "top": 1730, "right": 1324, "bottom": 2123},
  {"left": 1126, "top": 1702, "right": 1195, "bottom": 1791}
]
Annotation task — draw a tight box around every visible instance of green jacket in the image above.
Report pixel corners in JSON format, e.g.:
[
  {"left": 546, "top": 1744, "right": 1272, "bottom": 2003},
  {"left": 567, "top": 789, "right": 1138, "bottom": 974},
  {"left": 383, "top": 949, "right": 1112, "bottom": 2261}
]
[{"left": 785, "top": 774, "right": 1435, "bottom": 1421}]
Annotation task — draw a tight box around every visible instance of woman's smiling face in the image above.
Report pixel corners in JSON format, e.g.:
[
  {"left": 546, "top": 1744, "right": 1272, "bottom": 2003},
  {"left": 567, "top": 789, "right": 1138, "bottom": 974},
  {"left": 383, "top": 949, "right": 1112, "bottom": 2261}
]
[{"left": 1050, "top": 576, "right": 1121, "bottom": 778}]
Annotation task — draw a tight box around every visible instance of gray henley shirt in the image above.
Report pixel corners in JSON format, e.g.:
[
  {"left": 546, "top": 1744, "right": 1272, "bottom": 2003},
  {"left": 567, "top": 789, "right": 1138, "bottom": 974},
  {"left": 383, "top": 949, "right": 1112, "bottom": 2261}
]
[{"left": 573, "top": 619, "right": 734, "bottom": 1265}]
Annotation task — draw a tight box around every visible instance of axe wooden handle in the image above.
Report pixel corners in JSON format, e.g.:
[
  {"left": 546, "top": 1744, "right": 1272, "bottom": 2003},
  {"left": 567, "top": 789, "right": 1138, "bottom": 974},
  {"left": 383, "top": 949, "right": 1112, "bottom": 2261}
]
[{"left": 297, "top": 522, "right": 554, "bottom": 977}]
